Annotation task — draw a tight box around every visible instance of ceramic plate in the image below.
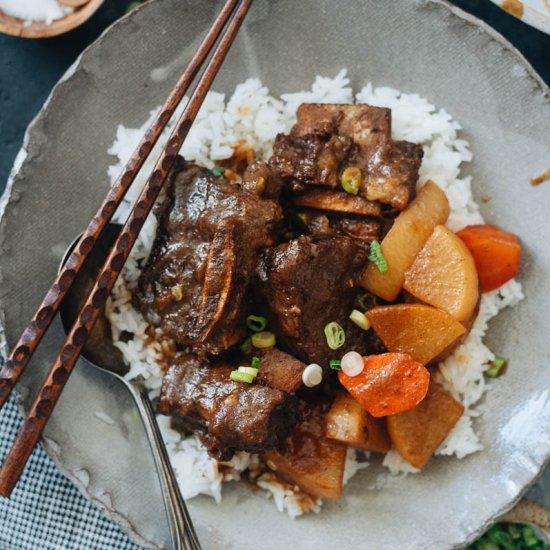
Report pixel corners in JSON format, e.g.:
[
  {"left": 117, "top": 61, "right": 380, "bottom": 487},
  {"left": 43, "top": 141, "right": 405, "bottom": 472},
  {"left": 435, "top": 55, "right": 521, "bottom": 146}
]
[
  {"left": 490, "top": 0, "right": 550, "bottom": 35},
  {"left": 1, "top": 1, "right": 549, "bottom": 548}
]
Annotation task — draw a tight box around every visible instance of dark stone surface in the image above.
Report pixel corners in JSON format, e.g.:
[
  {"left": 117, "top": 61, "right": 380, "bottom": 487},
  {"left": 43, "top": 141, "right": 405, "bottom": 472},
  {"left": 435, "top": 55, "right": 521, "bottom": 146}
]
[
  {"left": 0, "top": 0, "right": 128, "bottom": 190},
  {"left": 0, "top": 0, "right": 549, "bottom": 190},
  {"left": 454, "top": 0, "right": 550, "bottom": 81}
]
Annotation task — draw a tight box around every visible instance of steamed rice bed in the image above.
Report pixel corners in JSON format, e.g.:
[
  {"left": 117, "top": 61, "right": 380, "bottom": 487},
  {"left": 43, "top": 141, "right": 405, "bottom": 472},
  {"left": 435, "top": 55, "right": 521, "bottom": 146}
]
[{"left": 103, "top": 70, "right": 523, "bottom": 517}]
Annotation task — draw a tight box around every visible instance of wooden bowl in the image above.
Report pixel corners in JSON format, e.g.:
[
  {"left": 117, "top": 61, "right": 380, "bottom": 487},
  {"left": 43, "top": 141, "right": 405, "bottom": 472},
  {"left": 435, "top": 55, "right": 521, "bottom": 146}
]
[{"left": 0, "top": 0, "right": 105, "bottom": 39}]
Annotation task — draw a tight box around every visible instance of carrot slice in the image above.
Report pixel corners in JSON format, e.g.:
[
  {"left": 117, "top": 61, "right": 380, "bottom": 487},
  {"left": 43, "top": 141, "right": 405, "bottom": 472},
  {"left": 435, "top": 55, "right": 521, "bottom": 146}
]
[
  {"left": 456, "top": 224, "right": 520, "bottom": 292},
  {"left": 338, "top": 353, "right": 430, "bottom": 418}
]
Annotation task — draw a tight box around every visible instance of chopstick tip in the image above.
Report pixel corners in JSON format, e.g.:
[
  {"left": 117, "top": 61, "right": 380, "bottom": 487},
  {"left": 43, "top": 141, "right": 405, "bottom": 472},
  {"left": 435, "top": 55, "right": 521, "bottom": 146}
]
[{"left": 0, "top": 477, "right": 15, "bottom": 498}]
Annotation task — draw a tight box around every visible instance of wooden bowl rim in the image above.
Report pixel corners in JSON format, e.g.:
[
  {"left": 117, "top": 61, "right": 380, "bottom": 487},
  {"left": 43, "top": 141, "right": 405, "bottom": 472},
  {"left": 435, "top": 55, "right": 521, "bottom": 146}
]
[{"left": 0, "top": 0, "right": 105, "bottom": 39}]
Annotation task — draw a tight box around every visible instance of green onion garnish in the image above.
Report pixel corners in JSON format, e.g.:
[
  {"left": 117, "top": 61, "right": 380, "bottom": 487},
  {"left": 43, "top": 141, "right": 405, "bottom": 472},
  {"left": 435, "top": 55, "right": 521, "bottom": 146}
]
[
  {"left": 368, "top": 240, "right": 388, "bottom": 273},
  {"left": 329, "top": 360, "right": 341, "bottom": 370},
  {"left": 357, "top": 292, "right": 371, "bottom": 312},
  {"left": 230, "top": 370, "right": 255, "bottom": 384},
  {"left": 296, "top": 212, "right": 308, "bottom": 226},
  {"left": 246, "top": 314, "right": 268, "bottom": 332},
  {"left": 340, "top": 167, "right": 362, "bottom": 195},
  {"left": 239, "top": 336, "right": 252, "bottom": 353},
  {"left": 324, "top": 322, "right": 345, "bottom": 350},
  {"left": 486, "top": 355, "right": 506, "bottom": 378},
  {"left": 349, "top": 309, "right": 371, "bottom": 331},
  {"left": 212, "top": 166, "right": 225, "bottom": 178},
  {"left": 251, "top": 356, "right": 260, "bottom": 369},
  {"left": 238, "top": 366, "right": 258, "bottom": 377},
  {"left": 251, "top": 331, "right": 276, "bottom": 349}
]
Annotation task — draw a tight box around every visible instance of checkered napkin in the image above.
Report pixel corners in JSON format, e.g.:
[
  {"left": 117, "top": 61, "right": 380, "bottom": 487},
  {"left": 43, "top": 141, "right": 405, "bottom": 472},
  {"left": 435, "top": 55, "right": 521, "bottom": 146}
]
[{"left": 0, "top": 394, "right": 140, "bottom": 550}]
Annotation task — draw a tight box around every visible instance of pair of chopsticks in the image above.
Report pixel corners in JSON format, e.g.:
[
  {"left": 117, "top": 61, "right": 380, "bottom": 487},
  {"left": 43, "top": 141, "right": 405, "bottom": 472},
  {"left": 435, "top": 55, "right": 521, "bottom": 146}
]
[{"left": 0, "top": 0, "right": 253, "bottom": 497}]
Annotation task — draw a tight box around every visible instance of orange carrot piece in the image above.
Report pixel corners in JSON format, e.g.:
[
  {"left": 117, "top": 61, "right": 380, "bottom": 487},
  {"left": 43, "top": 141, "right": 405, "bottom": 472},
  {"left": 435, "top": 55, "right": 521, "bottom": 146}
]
[
  {"left": 456, "top": 224, "right": 520, "bottom": 292},
  {"left": 338, "top": 353, "right": 430, "bottom": 418}
]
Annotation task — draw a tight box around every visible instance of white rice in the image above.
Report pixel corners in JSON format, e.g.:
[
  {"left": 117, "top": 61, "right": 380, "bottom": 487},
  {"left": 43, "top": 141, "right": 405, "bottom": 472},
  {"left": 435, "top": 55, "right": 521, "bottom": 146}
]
[
  {"left": 0, "top": 0, "right": 72, "bottom": 24},
  {"left": 104, "top": 70, "right": 524, "bottom": 516}
]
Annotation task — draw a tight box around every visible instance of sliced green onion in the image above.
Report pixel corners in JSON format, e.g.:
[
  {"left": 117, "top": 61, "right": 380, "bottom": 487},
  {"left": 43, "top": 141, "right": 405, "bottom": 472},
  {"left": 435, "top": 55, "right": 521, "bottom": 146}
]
[
  {"left": 340, "top": 167, "right": 362, "bottom": 195},
  {"left": 341, "top": 351, "right": 364, "bottom": 377},
  {"left": 486, "top": 355, "right": 506, "bottom": 378},
  {"left": 171, "top": 285, "right": 184, "bottom": 301},
  {"left": 238, "top": 366, "right": 259, "bottom": 377},
  {"left": 302, "top": 364, "right": 323, "bottom": 387},
  {"left": 368, "top": 240, "right": 388, "bottom": 273},
  {"left": 239, "top": 336, "right": 252, "bottom": 353},
  {"left": 230, "top": 370, "right": 255, "bottom": 384},
  {"left": 251, "top": 331, "right": 276, "bottom": 349},
  {"left": 246, "top": 314, "right": 268, "bottom": 332},
  {"left": 324, "top": 321, "right": 345, "bottom": 350},
  {"left": 329, "top": 359, "right": 341, "bottom": 370},
  {"left": 357, "top": 292, "right": 380, "bottom": 312},
  {"left": 296, "top": 212, "right": 308, "bottom": 226},
  {"left": 212, "top": 166, "right": 225, "bottom": 178},
  {"left": 251, "top": 356, "right": 260, "bottom": 369},
  {"left": 349, "top": 309, "right": 371, "bottom": 331},
  {"left": 255, "top": 175, "right": 266, "bottom": 193},
  {"left": 357, "top": 292, "right": 370, "bottom": 311}
]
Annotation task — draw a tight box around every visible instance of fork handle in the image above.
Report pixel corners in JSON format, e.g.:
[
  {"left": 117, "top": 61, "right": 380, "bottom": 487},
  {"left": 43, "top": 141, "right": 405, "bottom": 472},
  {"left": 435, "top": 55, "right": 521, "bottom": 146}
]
[{"left": 128, "top": 381, "right": 201, "bottom": 550}]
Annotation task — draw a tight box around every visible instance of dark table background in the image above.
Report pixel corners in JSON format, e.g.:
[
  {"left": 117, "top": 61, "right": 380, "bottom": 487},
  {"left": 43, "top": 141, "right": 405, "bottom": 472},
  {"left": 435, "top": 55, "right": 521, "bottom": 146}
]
[{"left": 0, "top": 0, "right": 549, "bottom": 190}]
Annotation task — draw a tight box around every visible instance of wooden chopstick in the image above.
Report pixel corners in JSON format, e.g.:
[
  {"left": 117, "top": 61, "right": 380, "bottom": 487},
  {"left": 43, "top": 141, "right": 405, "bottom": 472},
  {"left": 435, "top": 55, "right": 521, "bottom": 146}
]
[
  {"left": 0, "top": 0, "right": 240, "bottom": 413},
  {"left": 0, "top": 0, "right": 253, "bottom": 497}
]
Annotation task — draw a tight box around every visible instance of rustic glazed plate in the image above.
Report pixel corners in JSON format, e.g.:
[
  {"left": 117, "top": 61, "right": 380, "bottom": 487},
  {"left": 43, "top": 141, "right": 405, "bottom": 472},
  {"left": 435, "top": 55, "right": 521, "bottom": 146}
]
[
  {"left": 490, "top": 0, "right": 550, "bottom": 35},
  {"left": 1, "top": 1, "right": 549, "bottom": 548}
]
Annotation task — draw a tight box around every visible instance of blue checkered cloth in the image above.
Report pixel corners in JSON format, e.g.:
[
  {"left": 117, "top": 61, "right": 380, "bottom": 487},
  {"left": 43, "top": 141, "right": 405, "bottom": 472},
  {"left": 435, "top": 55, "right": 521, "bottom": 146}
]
[{"left": 0, "top": 394, "right": 140, "bottom": 550}]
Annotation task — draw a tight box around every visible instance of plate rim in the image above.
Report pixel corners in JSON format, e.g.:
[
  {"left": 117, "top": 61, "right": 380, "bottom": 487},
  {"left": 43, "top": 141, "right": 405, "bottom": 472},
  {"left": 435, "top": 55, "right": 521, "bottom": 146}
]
[{"left": 0, "top": 1, "right": 549, "bottom": 548}]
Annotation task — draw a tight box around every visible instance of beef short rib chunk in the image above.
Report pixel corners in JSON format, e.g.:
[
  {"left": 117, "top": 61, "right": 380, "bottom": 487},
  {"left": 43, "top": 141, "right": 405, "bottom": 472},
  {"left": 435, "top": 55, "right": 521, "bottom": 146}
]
[
  {"left": 363, "top": 139, "right": 424, "bottom": 210},
  {"left": 134, "top": 161, "right": 282, "bottom": 354},
  {"left": 296, "top": 211, "right": 381, "bottom": 249},
  {"left": 331, "top": 217, "right": 381, "bottom": 247},
  {"left": 158, "top": 354, "right": 298, "bottom": 460},
  {"left": 270, "top": 103, "right": 423, "bottom": 210},
  {"left": 294, "top": 103, "right": 391, "bottom": 161},
  {"left": 271, "top": 132, "right": 352, "bottom": 190},
  {"left": 241, "top": 161, "right": 284, "bottom": 199},
  {"left": 247, "top": 347, "right": 306, "bottom": 394},
  {"left": 255, "top": 235, "right": 383, "bottom": 366}
]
